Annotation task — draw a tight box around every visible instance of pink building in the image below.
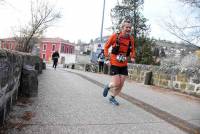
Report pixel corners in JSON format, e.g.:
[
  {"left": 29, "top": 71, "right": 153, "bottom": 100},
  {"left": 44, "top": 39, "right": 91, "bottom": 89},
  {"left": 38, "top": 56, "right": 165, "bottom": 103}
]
[
  {"left": 40, "top": 38, "right": 75, "bottom": 63},
  {"left": 0, "top": 37, "right": 75, "bottom": 64},
  {"left": 0, "top": 38, "right": 16, "bottom": 50}
]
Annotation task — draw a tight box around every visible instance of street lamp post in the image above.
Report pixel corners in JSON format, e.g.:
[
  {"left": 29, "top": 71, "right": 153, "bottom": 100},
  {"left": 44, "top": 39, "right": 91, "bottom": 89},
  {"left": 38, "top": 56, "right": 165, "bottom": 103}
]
[{"left": 100, "top": 0, "right": 106, "bottom": 43}]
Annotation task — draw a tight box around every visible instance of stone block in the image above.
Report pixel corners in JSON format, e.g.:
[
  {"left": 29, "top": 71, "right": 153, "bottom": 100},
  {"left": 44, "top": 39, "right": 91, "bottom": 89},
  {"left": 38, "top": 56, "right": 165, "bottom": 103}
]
[
  {"left": 136, "top": 70, "right": 140, "bottom": 75},
  {"left": 194, "top": 84, "right": 200, "bottom": 93},
  {"left": 191, "top": 78, "right": 200, "bottom": 84},
  {"left": 153, "top": 73, "right": 159, "bottom": 79},
  {"left": 0, "top": 62, "right": 9, "bottom": 88},
  {"left": 128, "top": 70, "right": 133, "bottom": 75},
  {"left": 141, "top": 72, "right": 145, "bottom": 76},
  {"left": 5, "top": 97, "right": 11, "bottom": 116},
  {"left": 14, "top": 66, "right": 21, "bottom": 77},
  {"left": 152, "top": 78, "right": 159, "bottom": 86},
  {"left": 11, "top": 89, "right": 18, "bottom": 105},
  {"left": 160, "top": 80, "right": 169, "bottom": 87},
  {"left": 173, "top": 81, "right": 180, "bottom": 89},
  {"left": 140, "top": 76, "right": 144, "bottom": 82},
  {"left": 180, "top": 82, "right": 187, "bottom": 90},
  {"left": 131, "top": 75, "right": 137, "bottom": 81},
  {"left": 176, "top": 74, "right": 188, "bottom": 82},
  {"left": 187, "top": 84, "right": 195, "bottom": 92},
  {"left": 197, "top": 87, "right": 200, "bottom": 94},
  {"left": 159, "top": 74, "right": 165, "bottom": 79},
  {"left": 171, "top": 75, "right": 176, "bottom": 81},
  {"left": 19, "top": 65, "right": 38, "bottom": 97},
  {"left": 165, "top": 74, "right": 171, "bottom": 80},
  {"left": 0, "top": 106, "right": 5, "bottom": 125}
]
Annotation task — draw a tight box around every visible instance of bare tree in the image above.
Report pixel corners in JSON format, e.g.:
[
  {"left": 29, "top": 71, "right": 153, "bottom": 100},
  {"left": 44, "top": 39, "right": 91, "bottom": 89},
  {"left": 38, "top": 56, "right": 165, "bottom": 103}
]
[
  {"left": 15, "top": 0, "right": 61, "bottom": 52},
  {"left": 164, "top": 0, "right": 200, "bottom": 46}
]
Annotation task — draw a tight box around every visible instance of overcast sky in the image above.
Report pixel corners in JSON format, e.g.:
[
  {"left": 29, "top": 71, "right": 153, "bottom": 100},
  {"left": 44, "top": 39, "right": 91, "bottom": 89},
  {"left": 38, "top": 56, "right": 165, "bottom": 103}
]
[{"left": 0, "top": 0, "right": 189, "bottom": 44}]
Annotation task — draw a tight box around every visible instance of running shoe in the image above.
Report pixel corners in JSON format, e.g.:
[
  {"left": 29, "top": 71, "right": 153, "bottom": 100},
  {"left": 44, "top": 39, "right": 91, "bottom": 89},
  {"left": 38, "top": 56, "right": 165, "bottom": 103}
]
[
  {"left": 103, "top": 84, "right": 110, "bottom": 97},
  {"left": 109, "top": 97, "right": 119, "bottom": 106}
]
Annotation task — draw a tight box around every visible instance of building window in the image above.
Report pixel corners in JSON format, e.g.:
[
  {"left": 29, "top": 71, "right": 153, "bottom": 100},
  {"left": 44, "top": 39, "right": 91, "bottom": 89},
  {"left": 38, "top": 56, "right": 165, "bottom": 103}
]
[
  {"left": 43, "top": 44, "right": 47, "bottom": 50},
  {"left": 42, "top": 54, "right": 46, "bottom": 59},
  {"left": 68, "top": 49, "right": 70, "bottom": 53},
  {"left": 71, "top": 48, "right": 73, "bottom": 53},
  {"left": 0, "top": 42, "right": 3, "bottom": 48},
  {"left": 9, "top": 43, "right": 12, "bottom": 49},
  {"left": 61, "top": 44, "right": 65, "bottom": 53},
  {"left": 66, "top": 48, "right": 68, "bottom": 53},
  {"left": 69, "top": 48, "right": 71, "bottom": 53},
  {"left": 6, "top": 43, "right": 9, "bottom": 49},
  {"left": 52, "top": 44, "right": 56, "bottom": 51}
]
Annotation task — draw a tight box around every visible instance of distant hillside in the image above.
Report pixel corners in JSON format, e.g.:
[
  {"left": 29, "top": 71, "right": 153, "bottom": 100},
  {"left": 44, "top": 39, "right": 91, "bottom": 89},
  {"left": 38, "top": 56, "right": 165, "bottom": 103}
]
[
  {"left": 152, "top": 40, "right": 200, "bottom": 59},
  {"left": 155, "top": 40, "right": 199, "bottom": 51}
]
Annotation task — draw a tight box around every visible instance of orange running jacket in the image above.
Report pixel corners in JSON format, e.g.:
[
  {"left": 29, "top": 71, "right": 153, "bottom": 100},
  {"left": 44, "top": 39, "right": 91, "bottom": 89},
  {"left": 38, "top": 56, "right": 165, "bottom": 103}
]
[{"left": 104, "top": 32, "right": 135, "bottom": 67}]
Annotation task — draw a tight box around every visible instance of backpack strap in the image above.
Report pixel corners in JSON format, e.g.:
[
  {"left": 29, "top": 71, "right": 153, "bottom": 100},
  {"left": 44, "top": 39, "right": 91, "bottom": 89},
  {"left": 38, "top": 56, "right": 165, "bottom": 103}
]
[
  {"left": 126, "top": 35, "right": 134, "bottom": 56},
  {"left": 111, "top": 32, "right": 120, "bottom": 55},
  {"left": 116, "top": 32, "right": 120, "bottom": 47}
]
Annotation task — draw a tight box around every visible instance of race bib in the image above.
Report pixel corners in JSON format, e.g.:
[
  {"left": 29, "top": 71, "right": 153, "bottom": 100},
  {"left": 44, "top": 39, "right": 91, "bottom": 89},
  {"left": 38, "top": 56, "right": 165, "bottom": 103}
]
[{"left": 116, "top": 54, "right": 126, "bottom": 62}]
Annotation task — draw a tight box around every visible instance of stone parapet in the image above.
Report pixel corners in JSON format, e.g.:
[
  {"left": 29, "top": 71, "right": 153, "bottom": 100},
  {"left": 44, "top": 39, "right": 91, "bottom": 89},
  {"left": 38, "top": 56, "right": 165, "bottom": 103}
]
[
  {"left": 0, "top": 49, "right": 42, "bottom": 125},
  {"left": 128, "top": 64, "right": 200, "bottom": 97},
  {"left": 72, "top": 63, "right": 200, "bottom": 97}
]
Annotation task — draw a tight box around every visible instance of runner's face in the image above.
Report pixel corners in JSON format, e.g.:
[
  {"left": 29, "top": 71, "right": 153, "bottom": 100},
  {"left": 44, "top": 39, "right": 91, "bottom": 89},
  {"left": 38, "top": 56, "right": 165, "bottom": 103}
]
[{"left": 122, "top": 22, "right": 131, "bottom": 35}]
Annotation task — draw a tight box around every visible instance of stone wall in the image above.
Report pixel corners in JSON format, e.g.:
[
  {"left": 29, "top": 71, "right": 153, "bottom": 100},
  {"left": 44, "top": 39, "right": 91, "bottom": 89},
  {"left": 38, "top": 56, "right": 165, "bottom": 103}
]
[
  {"left": 69, "top": 63, "right": 200, "bottom": 97},
  {"left": 128, "top": 64, "right": 200, "bottom": 96},
  {"left": 128, "top": 64, "right": 154, "bottom": 83},
  {"left": 0, "top": 49, "right": 42, "bottom": 125}
]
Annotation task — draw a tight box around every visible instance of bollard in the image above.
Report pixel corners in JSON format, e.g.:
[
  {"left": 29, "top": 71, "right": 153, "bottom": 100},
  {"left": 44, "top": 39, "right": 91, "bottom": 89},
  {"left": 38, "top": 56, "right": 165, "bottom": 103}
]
[
  {"left": 84, "top": 64, "right": 89, "bottom": 72},
  {"left": 35, "top": 63, "right": 42, "bottom": 74},
  {"left": 63, "top": 64, "right": 66, "bottom": 68},
  {"left": 19, "top": 65, "right": 38, "bottom": 97},
  {"left": 144, "top": 71, "right": 152, "bottom": 85},
  {"left": 103, "top": 64, "right": 110, "bottom": 74},
  {"left": 71, "top": 64, "right": 75, "bottom": 69},
  {"left": 42, "top": 62, "right": 46, "bottom": 69}
]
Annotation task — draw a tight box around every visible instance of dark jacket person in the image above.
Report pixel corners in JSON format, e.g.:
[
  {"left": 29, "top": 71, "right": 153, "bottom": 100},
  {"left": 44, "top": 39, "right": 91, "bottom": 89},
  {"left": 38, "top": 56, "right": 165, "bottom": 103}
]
[{"left": 52, "top": 51, "right": 60, "bottom": 69}]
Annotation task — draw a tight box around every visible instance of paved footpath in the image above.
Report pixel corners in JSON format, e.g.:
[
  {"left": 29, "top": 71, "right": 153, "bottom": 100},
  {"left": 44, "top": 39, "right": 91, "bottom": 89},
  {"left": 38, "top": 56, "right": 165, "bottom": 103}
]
[{"left": 5, "top": 66, "right": 200, "bottom": 134}]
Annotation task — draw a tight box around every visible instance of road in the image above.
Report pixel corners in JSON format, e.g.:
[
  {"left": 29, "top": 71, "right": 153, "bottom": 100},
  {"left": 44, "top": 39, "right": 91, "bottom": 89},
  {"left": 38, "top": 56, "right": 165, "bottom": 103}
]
[{"left": 5, "top": 66, "right": 200, "bottom": 134}]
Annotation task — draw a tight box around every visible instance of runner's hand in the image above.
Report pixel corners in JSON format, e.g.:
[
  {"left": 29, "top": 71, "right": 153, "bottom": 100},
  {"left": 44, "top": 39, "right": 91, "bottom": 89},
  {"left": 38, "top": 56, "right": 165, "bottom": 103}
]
[
  {"left": 131, "top": 58, "right": 135, "bottom": 63},
  {"left": 104, "top": 57, "right": 110, "bottom": 65},
  {"left": 105, "top": 60, "right": 110, "bottom": 65}
]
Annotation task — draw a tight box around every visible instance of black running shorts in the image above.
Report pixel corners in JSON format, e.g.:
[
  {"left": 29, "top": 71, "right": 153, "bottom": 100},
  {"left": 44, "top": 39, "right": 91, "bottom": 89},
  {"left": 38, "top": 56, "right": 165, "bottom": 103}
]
[{"left": 110, "top": 65, "right": 128, "bottom": 76}]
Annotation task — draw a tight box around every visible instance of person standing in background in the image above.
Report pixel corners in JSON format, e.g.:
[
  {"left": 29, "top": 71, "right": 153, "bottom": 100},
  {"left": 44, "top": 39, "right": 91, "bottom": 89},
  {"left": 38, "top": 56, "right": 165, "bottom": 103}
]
[
  {"left": 97, "top": 49, "right": 105, "bottom": 73},
  {"left": 52, "top": 51, "right": 60, "bottom": 69}
]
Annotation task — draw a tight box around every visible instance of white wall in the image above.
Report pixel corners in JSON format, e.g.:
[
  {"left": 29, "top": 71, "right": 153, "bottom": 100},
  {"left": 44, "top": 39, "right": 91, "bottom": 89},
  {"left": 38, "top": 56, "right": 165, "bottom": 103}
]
[
  {"left": 76, "top": 54, "right": 90, "bottom": 64},
  {"left": 60, "top": 53, "right": 76, "bottom": 64},
  {"left": 59, "top": 53, "right": 90, "bottom": 64}
]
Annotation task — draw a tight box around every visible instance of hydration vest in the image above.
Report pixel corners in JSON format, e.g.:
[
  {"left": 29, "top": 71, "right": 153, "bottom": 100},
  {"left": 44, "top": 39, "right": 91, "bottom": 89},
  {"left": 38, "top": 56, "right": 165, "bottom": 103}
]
[{"left": 111, "top": 33, "right": 132, "bottom": 56}]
